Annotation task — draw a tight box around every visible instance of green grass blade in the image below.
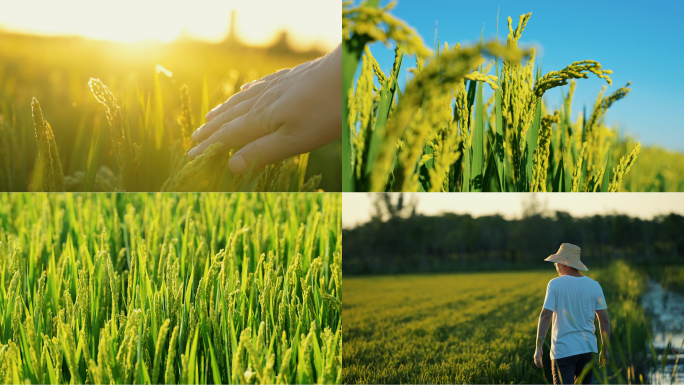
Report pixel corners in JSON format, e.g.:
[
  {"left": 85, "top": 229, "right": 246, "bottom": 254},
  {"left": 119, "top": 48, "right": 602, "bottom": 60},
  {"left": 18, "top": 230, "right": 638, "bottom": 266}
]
[
  {"left": 203, "top": 318, "right": 222, "bottom": 384},
  {"left": 289, "top": 152, "right": 310, "bottom": 192},
  {"left": 471, "top": 79, "right": 485, "bottom": 192},
  {"left": 365, "top": 48, "right": 403, "bottom": 180},
  {"left": 524, "top": 100, "right": 542, "bottom": 192},
  {"left": 462, "top": 141, "right": 471, "bottom": 192},
  {"left": 554, "top": 147, "right": 566, "bottom": 192},
  {"left": 188, "top": 328, "right": 200, "bottom": 383},
  {"left": 45, "top": 350, "right": 57, "bottom": 385},
  {"left": 600, "top": 148, "right": 612, "bottom": 193},
  {"left": 483, "top": 139, "right": 501, "bottom": 192},
  {"left": 494, "top": 87, "right": 505, "bottom": 192},
  {"left": 311, "top": 331, "right": 324, "bottom": 382}
]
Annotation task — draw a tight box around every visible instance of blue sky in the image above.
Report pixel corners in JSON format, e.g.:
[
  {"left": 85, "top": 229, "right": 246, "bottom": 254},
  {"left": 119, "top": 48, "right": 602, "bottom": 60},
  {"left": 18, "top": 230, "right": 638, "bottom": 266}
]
[{"left": 363, "top": 0, "right": 684, "bottom": 152}]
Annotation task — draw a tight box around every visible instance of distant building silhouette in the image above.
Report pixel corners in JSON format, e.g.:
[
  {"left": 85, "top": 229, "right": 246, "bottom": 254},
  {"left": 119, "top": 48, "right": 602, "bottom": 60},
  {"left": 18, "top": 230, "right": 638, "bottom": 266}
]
[
  {"left": 268, "top": 31, "right": 291, "bottom": 54},
  {"left": 221, "top": 9, "right": 323, "bottom": 57},
  {"left": 226, "top": 9, "right": 240, "bottom": 47}
]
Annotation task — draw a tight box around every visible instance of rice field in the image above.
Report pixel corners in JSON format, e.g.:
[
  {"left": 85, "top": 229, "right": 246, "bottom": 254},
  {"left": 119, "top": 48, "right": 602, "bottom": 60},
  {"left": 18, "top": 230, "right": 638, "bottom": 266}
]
[
  {"left": 342, "top": 1, "right": 684, "bottom": 192},
  {"left": 0, "top": 34, "right": 341, "bottom": 192},
  {"left": 343, "top": 262, "right": 654, "bottom": 384},
  {"left": 0, "top": 192, "right": 342, "bottom": 384}
]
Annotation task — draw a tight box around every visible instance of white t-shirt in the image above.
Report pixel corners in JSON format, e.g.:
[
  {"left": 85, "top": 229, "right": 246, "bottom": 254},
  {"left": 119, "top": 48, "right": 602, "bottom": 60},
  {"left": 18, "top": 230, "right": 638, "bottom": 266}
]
[{"left": 542, "top": 275, "right": 608, "bottom": 360}]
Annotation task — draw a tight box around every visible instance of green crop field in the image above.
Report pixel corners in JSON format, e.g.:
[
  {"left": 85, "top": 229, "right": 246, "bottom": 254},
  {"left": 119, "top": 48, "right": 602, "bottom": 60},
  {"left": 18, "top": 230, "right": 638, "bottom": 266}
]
[
  {"left": 0, "top": 34, "right": 341, "bottom": 192},
  {"left": 342, "top": 1, "right": 684, "bottom": 192},
  {"left": 343, "top": 262, "right": 653, "bottom": 384},
  {"left": 0, "top": 192, "right": 342, "bottom": 384}
]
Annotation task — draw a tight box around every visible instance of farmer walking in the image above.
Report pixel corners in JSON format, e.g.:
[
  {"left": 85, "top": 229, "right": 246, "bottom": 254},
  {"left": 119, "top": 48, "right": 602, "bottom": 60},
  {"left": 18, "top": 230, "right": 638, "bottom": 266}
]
[{"left": 533, "top": 243, "right": 611, "bottom": 384}]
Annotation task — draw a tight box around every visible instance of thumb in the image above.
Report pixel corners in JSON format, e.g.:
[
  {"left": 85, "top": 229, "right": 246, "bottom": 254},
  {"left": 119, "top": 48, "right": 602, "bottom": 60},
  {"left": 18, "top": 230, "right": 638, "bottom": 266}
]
[{"left": 229, "top": 132, "right": 294, "bottom": 174}]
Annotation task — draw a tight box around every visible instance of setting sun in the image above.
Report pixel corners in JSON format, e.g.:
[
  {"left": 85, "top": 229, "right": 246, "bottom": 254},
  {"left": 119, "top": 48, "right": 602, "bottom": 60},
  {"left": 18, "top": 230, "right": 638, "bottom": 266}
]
[{"left": 0, "top": 0, "right": 340, "bottom": 50}]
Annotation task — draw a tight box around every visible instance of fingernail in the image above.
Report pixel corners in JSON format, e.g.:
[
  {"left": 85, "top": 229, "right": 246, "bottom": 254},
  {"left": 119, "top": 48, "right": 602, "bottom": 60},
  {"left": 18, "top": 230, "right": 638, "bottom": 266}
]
[
  {"left": 229, "top": 155, "right": 247, "bottom": 174},
  {"left": 188, "top": 147, "right": 197, "bottom": 158}
]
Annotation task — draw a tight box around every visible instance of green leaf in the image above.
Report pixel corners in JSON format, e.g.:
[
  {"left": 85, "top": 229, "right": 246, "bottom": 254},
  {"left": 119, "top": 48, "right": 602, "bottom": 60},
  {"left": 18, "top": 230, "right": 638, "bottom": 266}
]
[
  {"left": 18, "top": 323, "right": 38, "bottom": 383},
  {"left": 483, "top": 140, "right": 501, "bottom": 192},
  {"left": 524, "top": 100, "right": 542, "bottom": 192},
  {"left": 494, "top": 87, "right": 505, "bottom": 192},
  {"left": 471, "top": 80, "right": 485, "bottom": 192},
  {"left": 563, "top": 150, "right": 572, "bottom": 193},
  {"left": 289, "top": 152, "right": 310, "bottom": 192},
  {"left": 600, "top": 148, "right": 612, "bottom": 192},
  {"left": 462, "top": 142, "right": 471, "bottom": 192},
  {"left": 554, "top": 148, "right": 566, "bottom": 192},
  {"left": 365, "top": 48, "right": 403, "bottom": 179},
  {"left": 187, "top": 328, "right": 200, "bottom": 383},
  {"left": 311, "top": 331, "right": 324, "bottom": 382},
  {"left": 45, "top": 351, "right": 58, "bottom": 385},
  {"left": 203, "top": 318, "right": 222, "bottom": 384}
]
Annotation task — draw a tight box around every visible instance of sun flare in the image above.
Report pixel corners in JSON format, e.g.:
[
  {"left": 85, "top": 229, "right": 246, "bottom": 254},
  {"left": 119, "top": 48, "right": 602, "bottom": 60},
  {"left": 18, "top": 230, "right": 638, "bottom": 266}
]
[{"left": 0, "top": 0, "right": 340, "bottom": 49}]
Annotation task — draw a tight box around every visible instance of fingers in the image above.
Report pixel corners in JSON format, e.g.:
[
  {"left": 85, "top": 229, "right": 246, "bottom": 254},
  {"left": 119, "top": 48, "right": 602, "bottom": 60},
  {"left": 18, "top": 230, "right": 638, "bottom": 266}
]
[
  {"left": 188, "top": 114, "right": 261, "bottom": 159},
  {"left": 228, "top": 132, "right": 292, "bottom": 174},
  {"left": 192, "top": 97, "right": 256, "bottom": 143},
  {"left": 533, "top": 351, "right": 543, "bottom": 368},
  {"left": 205, "top": 81, "right": 269, "bottom": 122},
  {"left": 240, "top": 68, "right": 291, "bottom": 91}
]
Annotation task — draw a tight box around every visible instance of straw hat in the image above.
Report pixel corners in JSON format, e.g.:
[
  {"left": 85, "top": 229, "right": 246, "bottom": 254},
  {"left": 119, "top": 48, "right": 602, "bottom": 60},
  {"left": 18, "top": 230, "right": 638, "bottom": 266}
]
[{"left": 544, "top": 243, "right": 588, "bottom": 271}]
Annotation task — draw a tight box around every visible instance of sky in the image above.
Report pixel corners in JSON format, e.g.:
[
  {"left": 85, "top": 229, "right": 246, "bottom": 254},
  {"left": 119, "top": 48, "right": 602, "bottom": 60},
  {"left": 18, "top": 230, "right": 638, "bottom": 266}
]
[
  {"left": 363, "top": 0, "right": 684, "bottom": 151},
  {"left": 342, "top": 193, "right": 684, "bottom": 228},
  {"left": 0, "top": 0, "right": 341, "bottom": 51}
]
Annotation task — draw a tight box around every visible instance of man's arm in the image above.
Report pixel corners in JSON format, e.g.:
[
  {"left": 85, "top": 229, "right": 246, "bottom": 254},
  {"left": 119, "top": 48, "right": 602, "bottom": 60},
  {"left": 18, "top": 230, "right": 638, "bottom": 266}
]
[
  {"left": 534, "top": 308, "right": 553, "bottom": 368},
  {"left": 596, "top": 309, "right": 611, "bottom": 367}
]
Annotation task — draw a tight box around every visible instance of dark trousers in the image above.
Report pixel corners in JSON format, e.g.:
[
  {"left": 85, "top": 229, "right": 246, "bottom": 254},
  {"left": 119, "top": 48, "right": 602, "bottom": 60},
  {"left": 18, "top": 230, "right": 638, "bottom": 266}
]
[{"left": 551, "top": 352, "right": 593, "bottom": 384}]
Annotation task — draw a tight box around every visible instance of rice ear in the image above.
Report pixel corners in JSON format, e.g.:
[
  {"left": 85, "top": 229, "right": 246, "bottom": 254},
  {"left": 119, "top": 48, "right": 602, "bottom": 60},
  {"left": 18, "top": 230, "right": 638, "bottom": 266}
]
[{"left": 31, "top": 97, "right": 65, "bottom": 192}]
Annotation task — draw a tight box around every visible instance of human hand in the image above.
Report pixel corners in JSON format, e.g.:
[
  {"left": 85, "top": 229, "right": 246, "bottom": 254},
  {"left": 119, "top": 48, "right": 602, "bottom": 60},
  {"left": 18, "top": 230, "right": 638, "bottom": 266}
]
[
  {"left": 188, "top": 44, "right": 342, "bottom": 174},
  {"left": 534, "top": 348, "right": 543, "bottom": 368}
]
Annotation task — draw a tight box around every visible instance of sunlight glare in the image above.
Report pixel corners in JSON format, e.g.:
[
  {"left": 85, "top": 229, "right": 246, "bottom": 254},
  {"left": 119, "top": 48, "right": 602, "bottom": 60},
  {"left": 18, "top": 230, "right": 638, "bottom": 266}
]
[{"left": 0, "top": 0, "right": 341, "bottom": 49}]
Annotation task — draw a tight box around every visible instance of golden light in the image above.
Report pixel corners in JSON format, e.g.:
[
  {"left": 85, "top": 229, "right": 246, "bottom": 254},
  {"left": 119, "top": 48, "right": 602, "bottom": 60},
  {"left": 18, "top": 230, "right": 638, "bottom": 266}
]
[{"left": 0, "top": 0, "right": 340, "bottom": 50}]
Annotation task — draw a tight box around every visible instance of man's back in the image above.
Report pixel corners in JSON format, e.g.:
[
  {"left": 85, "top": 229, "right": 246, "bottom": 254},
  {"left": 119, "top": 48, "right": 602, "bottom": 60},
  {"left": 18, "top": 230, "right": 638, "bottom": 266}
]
[{"left": 542, "top": 275, "right": 607, "bottom": 359}]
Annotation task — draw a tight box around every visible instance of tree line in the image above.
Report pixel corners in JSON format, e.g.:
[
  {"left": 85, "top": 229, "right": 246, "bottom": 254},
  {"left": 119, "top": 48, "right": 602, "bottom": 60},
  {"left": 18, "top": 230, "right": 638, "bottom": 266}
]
[{"left": 343, "top": 209, "right": 684, "bottom": 275}]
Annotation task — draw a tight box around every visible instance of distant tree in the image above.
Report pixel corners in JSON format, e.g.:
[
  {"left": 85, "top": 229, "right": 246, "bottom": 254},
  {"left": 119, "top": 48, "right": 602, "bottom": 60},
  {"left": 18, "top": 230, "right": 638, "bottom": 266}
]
[
  {"left": 521, "top": 193, "right": 549, "bottom": 218},
  {"left": 370, "top": 193, "right": 417, "bottom": 221},
  {"left": 343, "top": 210, "right": 684, "bottom": 276}
]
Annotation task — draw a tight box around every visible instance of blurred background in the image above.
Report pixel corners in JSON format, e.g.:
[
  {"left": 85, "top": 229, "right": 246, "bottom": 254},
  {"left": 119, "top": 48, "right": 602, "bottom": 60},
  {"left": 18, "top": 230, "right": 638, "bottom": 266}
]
[
  {"left": 343, "top": 193, "right": 684, "bottom": 274},
  {"left": 343, "top": 193, "right": 684, "bottom": 384},
  {"left": 0, "top": 0, "right": 342, "bottom": 191}
]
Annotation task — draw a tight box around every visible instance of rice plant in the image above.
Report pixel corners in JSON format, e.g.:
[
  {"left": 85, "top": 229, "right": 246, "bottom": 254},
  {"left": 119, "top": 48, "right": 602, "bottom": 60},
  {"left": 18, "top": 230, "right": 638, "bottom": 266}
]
[
  {"left": 0, "top": 192, "right": 342, "bottom": 384},
  {"left": 0, "top": 34, "right": 337, "bottom": 192},
  {"left": 21, "top": 78, "right": 320, "bottom": 193},
  {"left": 343, "top": 262, "right": 658, "bottom": 384},
  {"left": 342, "top": 1, "right": 676, "bottom": 192}
]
